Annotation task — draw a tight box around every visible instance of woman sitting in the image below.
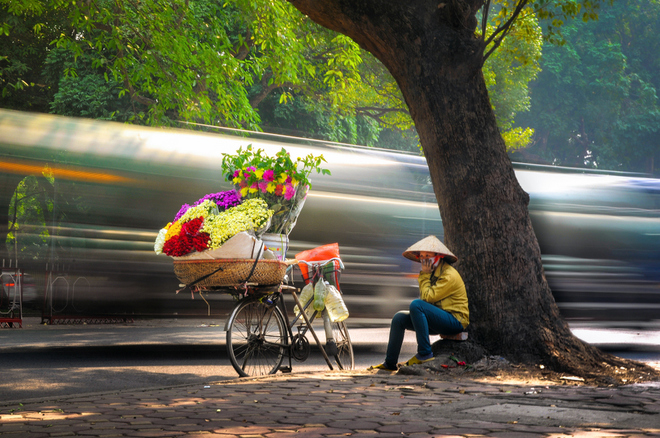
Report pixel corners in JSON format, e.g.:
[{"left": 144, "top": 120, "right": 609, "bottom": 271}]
[{"left": 370, "top": 235, "right": 469, "bottom": 371}]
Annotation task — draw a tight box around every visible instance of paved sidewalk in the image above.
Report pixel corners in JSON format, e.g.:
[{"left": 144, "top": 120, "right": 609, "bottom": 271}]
[{"left": 1, "top": 369, "right": 659, "bottom": 437}]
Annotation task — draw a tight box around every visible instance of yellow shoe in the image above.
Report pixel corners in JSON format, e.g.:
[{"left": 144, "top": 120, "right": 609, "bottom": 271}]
[
  {"left": 401, "top": 355, "right": 434, "bottom": 366},
  {"left": 368, "top": 363, "right": 397, "bottom": 372}
]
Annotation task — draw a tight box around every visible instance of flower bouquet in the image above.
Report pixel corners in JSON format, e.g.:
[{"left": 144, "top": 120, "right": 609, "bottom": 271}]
[
  {"left": 154, "top": 190, "right": 272, "bottom": 257},
  {"left": 221, "top": 145, "right": 330, "bottom": 236},
  {"left": 155, "top": 190, "right": 288, "bottom": 287}
]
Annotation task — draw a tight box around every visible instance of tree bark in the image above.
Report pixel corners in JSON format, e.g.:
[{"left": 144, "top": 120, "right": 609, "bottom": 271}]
[{"left": 288, "top": 0, "right": 621, "bottom": 374}]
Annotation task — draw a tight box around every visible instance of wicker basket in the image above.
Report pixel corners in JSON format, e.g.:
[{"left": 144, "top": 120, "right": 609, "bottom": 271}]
[{"left": 172, "top": 258, "right": 288, "bottom": 288}]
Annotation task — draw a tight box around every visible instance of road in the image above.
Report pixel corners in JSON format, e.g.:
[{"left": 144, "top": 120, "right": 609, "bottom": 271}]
[{"left": 0, "top": 318, "right": 658, "bottom": 405}]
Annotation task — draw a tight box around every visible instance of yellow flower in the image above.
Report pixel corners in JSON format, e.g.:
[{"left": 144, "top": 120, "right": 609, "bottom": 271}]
[
  {"left": 266, "top": 182, "right": 276, "bottom": 193},
  {"left": 165, "top": 221, "right": 182, "bottom": 241},
  {"left": 278, "top": 173, "right": 287, "bottom": 183},
  {"left": 202, "top": 198, "right": 273, "bottom": 249},
  {"left": 232, "top": 176, "right": 242, "bottom": 184},
  {"left": 290, "top": 177, "right": 298, "bottom": 187},
  {"left": 240, "top": 187, "right": 249, "bottom": 197},
  {"left": 254, "top": 169, "right": 264, "bottom": 179},
  {"left": 178, "top": 200, "right": 217, "bottom": 223},
  {"left": 249, "top": 187, "right": 258, "bottom": 194}
]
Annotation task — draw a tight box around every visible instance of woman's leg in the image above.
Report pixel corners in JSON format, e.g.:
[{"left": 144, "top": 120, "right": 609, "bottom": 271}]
[
  {"left": 384, "top": 310, "right": 414, "bottom": 368},
  {"left": 409, "top": 299, "right": 463, "bottom": 357}
]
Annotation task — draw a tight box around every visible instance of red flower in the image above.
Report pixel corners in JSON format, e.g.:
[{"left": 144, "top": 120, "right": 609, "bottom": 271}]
[{"left": 162, "top": 217, "right": 209, "bottom": 256}]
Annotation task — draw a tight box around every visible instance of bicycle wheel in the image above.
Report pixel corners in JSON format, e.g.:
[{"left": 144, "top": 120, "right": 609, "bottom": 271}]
[
  {"left": 331, "top": 320, "right": 354, "bottom": 370},
  {"left": 226, "top": 298, "right": 288, "bottom": 377}
]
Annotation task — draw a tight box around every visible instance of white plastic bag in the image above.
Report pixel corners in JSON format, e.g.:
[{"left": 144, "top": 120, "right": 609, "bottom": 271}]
[
  {"left": 325, "top": 285, "right": 349, "bottom": 322},
  {"left": 294, "top": 283, "right": 317, "bottom": 319}
]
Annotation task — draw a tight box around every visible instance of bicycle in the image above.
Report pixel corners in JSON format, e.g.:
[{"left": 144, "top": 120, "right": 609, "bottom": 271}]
[{"left": 224, "top": 257, "right": 354, "bottom": 377}]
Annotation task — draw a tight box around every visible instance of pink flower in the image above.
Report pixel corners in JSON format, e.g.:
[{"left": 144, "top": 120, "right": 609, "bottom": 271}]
[
  {"left": 284, "top": 184, "right": 296, "bottom": 200},
  {"left": 232, "top": 170, "right": 241, "bottom": 178},
  {"left": 263, "top": 169, "right": 275, "bottom": 182},
  {"left": 259, "top": 181, "right": 269, "bottom": 193},
  {"left": 243, "top": 166, "right": 256, "bottom": 178},
  {"left": 250, "top": 182, "right": 258, "bottom": 189}
]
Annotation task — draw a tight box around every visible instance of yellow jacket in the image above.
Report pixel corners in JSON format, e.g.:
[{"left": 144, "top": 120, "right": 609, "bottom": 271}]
[{"left": 418, "top": 262, "right": 469, "bottom": 329}]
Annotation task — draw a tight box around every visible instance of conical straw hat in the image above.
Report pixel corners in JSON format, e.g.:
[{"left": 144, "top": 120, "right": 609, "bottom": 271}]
[{"left": 402, "top": 235, "right": 457, "bottom": 264}]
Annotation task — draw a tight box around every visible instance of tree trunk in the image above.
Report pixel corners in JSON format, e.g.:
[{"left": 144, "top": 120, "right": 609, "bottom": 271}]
[{"left": 288, "top": 0, "right": 624, "bottom": 375}]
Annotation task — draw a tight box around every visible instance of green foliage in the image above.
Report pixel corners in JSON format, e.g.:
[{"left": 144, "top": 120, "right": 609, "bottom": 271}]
[
  {"left": 46, "top": 49, "right": 135, "bottom": 121},
  {"left": 220, "top": 145, "right": 329, "bottom": 189},
  {"left": 7, "top": 175, "right": 51, "bottom": 261},
  {"left": 513, "top": 0, "right": 660, "bottom": 173},
  {"left": 531, "top": 0, "right": 612, "bottom": 44},
  {"left": 0, "top": 0, "right": 70, "bottom": 112},
  {"left": 481, "top": 8, "right": 543, "bottom": 151}
]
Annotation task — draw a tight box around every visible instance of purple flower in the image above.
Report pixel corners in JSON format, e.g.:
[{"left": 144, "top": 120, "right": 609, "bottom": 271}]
[
  {"left": 173, "top": 203, "right": 192, "bottom": 222},
  {"left": 194, "top": 190, "right": 241, "bottom": 212}
]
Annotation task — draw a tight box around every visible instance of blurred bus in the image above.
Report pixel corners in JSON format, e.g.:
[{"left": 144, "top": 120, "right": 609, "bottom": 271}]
[{"left": 1, "top": 109, "right": 658, "bottom": 326}]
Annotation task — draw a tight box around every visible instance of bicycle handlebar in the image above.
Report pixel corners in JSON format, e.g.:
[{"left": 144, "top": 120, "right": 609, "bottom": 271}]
[{"left": 296, "top": 257, "right": 344, "bottom": 271}]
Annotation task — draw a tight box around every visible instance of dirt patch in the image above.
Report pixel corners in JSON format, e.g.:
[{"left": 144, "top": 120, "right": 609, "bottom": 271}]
[{"left": 393, "top": 339, "right": 660, "bottom": 387}]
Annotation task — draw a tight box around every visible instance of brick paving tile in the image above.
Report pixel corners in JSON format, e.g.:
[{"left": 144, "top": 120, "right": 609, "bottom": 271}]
[
  {"left": 124, "top": 431, "right": 186, "bottom": 437},
  {"left": 189, "top": 434, "right": 239, "bottom": 438},
  {"left": 508, "top": 424, "right": 576, "bottom": 433},
  {"left": 325, "top": 420, "right": 382, "bottom": 430},
  {"left": 375, "top": 422, "right": 435, "bottom": 434},
  {"left": 0, "top": 433, "right": 50, "bottom": 438},
  {"left": 436, "top": 427, "right": 494, "bottom": 435},
  {"left": 70, "top": 430, "right": 125, "bottom": 437},
  {"left": 301, "top": 426, "right": 356, "bottom": 435}
]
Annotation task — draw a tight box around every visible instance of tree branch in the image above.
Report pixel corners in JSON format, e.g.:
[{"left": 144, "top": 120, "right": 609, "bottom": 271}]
[
  {"left": 233, "top": 29, "right": 253, "bottom": 60},
  {"left": 248, "top": 70, "right": 294, "bottom": 108},
  {"left": 481, "top": 0, "right": 491, "bottom": 40},
  {"left": 483, "top": 0, "right": 529, "bottom": 62}
]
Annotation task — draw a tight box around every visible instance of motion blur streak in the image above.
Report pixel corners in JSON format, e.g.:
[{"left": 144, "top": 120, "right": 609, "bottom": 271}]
[
  {"left": 0, "top": 160, "right": 135, "bottom": 184},
  {"left": 1, "top": 109, "right": 659, "bottom": 326},
  {"left": 308, "top": 191, "right": 439, "bottom": 209}
]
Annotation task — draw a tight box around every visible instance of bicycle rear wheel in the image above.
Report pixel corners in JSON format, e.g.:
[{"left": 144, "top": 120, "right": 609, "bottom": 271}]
[
  {"left": 226, "top": 298, "right": 288, "bottom": 377},
  {"left": 331, "top": 320, "right": 354, "bottom": 370}
]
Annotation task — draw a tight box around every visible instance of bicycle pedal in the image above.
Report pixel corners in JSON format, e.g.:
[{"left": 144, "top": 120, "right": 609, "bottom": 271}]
[
  {"left": 325, "top": 340, "right": 338, "bottom": 356},
  {"left": 279, "top": 366, "right": 292, "bottom": 373}
]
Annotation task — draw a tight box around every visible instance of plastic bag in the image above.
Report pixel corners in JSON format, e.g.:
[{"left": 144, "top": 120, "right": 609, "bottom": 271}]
[
  {"left": 313, "top": 280, "right": 328, "bottom": 311},
  {"left": 296, "top": 243, "right": 340, "bottom": 285},
  {"left": 325, "top": 284, "right": 349, "bottom": 322},
  {"left": 294, "top": 283, "right": 317, "bottom": 319}
]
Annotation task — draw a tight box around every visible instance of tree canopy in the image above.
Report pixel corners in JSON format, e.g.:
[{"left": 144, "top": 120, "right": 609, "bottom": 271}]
[{"left": 1, "top": 0, "right": 541, "bottom": 151}]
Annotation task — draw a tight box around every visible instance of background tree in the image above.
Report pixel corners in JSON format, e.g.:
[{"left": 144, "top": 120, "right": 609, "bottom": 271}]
[
  {"left": 286, "top": 0, "right": 657, "bottom": 379},
  {"left": 512, "top": 0, "right": 660, "bottom": 174},
  {"left": 0, "top": 0, "right": 71, "bottom": 112}
]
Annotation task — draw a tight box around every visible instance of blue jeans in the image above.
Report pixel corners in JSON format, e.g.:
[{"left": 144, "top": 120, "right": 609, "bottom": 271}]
[{"left": 384, "top": 299, "right": 464, "bottom": 368}]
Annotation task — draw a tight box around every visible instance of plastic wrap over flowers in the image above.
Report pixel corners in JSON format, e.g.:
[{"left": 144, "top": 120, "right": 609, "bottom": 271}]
[{"left": 234, "top": 183, "right": 308, "bottom": 235}]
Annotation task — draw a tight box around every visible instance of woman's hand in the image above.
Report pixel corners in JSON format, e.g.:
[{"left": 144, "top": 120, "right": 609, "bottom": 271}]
[{"left": 420, "top": 258, "right": 434, "bottom": 273}]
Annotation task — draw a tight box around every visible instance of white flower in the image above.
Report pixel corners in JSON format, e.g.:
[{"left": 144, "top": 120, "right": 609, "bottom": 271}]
[{"left": 154, "top": 227, "right": 168, "bottom": 255}]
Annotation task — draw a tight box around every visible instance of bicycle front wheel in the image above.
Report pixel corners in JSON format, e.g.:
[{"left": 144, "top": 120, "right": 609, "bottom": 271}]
[
  {"left": 331, "top": 320, "right": 354, "bottom": 370},
  {"left": 226, "top": 299, "right": 288, "bottom": 377}
]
